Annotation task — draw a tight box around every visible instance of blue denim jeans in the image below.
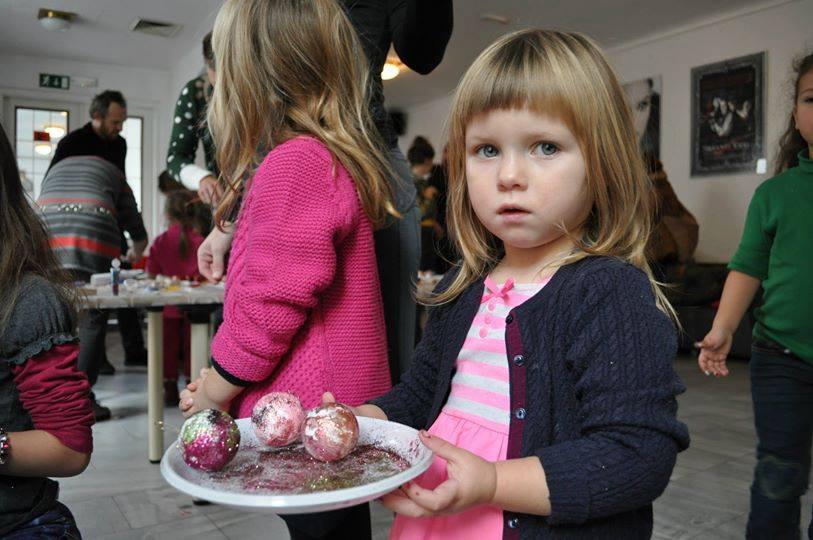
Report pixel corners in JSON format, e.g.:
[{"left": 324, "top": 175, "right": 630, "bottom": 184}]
[
  {"left": 4, "top": 502, "right": 82, "bottom": 539},
  {"left": 746, "top": 343, "right": 813, "bottom": 540}
]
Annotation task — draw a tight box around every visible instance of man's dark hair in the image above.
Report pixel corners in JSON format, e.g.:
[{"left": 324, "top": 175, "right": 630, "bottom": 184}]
[
  {"left": 203, "top": 31, "right": 214, "bottom": 69},
  {"left": 89, "top": 90, "right": 127, "bottom": 119},
  {"left": 407, "top": 136, "right": 435, "bottom": 166}
]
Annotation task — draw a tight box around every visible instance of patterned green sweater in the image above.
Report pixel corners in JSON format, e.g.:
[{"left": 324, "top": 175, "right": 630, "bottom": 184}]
[{"left": 166, "top": 75, "right": 217, "bottom": 190}]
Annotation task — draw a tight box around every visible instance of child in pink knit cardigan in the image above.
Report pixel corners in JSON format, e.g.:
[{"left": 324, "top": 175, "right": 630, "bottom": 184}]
[{"left": 180, "top": 0, "right": 397, "bottom": 424}]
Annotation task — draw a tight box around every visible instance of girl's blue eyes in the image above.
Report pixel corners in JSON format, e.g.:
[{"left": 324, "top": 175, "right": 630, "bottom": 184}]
[
  {"left": 477, "top": 145, "right": 499, "bottom": 158},
  {"left": 536, "top": 142, "right": 559, "bottom": 156},
  {"left": 474, "top": 142, "right": 559, "bottom": 157}
]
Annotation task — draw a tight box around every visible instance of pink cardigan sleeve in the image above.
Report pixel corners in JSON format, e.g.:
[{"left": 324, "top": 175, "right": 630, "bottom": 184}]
[{"left": 211, "top": 139, "right": 356, "bottom": 383}]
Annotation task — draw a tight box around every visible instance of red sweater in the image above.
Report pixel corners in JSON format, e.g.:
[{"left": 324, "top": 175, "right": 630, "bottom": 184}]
[{"left": 211, "top": 137, "right": 391, "bottom": 418}]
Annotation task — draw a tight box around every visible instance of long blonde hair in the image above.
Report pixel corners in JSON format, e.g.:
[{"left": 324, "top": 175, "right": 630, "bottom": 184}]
[
  {"left": 209, "top": 0, "right": 396, "bottom": 228},
  {"left": 436, "top": 29, "right": 673, "bottom": 318}
]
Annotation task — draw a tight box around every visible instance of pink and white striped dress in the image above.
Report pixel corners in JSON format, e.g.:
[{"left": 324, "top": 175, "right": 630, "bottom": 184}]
[{"left": 390, "top": 275, "right": 549, "bottom": 540}]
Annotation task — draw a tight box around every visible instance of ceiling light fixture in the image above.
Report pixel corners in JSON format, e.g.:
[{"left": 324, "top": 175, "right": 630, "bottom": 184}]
[
  {"left": 38, "top": 8, "right": 76, "bottom": 32},
  {"left": 43, "top": 124, "right": 66, "bottom": 139},
  {"left": 34, "top": 131, "right": 52, "bottom": 156},
  {"left": 382, "top": 59, "right": 405, "bottom": 81},
  {"left": 381, "top": 63, "right": 400, "bottom": 81}
]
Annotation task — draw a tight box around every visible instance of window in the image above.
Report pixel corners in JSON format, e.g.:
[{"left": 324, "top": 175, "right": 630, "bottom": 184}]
[
  {"left": 121, "top": 116, "right": 143, "bottom": 210},
  {"left": 14, "top": 107, "right": 69, "bottom": 199}
]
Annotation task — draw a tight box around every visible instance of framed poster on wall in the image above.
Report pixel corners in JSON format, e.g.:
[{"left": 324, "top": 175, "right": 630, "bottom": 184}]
[{"left": 691, "top": 52, "right": 765, "bottom": 176}]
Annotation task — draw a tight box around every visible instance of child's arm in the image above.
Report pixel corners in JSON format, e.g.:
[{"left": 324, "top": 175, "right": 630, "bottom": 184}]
[
  {"left": 197, "top": 222, "right": 234, "bottom": 283},
  {"left": 524, "top": 265, "right": 688, "bottom": 525},
  {"left": 3, "top": 343, "right": 94, "bottom": 478},
  {"left": 698, "top": 186, "right": 769, "bottom": 377},
  {"left": 697, "top": 270, "right": 761, "bottom": 376},
  {"left": 1, "top": 430, "right": 90, "bottom": 477},
  {"left": 180, "top": 368, "right": 243, "bottom": 417}
]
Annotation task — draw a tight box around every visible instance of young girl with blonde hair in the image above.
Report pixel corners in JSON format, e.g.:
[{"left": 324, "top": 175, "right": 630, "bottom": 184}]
[
  {"left": 339, "top": 28, "right": 690, "bottom": 538},
  {"left": 180, "top": 0, "right": 396, "bottom": 537}
]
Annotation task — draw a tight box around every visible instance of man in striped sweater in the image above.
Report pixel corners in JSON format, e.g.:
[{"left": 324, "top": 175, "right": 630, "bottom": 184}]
[{"left": 40, "top": 93, "right": 148, "bottom": 420}]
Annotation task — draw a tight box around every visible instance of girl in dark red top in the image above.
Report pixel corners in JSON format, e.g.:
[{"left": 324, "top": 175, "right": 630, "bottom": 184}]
[
  {"left": 0, "top": 123, "right": 94, "bottom": 537},
  {"left": 147, "top": 190, "right": 206, "bottom": 404}
]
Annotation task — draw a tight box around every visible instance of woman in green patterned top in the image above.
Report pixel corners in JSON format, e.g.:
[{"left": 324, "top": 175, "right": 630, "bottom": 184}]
[{"left": 166, "top": 32, "right": 219, "bottom": 205}]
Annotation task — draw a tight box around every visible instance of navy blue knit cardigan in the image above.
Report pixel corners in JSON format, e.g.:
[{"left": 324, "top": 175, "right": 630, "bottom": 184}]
[{"left": 370, "top": 256, "right": 690, "bottom": 539}]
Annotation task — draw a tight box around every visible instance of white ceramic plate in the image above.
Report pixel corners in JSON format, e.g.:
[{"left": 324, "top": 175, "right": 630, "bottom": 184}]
[{"left": 161, "top": 416, "right": 433, "bottom": 514}]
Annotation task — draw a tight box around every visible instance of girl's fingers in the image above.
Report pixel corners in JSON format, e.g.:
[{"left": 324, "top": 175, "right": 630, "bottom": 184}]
[
  {"left": 380, "top": 490, "right": 430, "bottom": 518},
  {"left": 405, "top": 478, "right": 459, "bottom": 513},
  {"left": 418, "top": 431, "right": 461, "bottom": 462},
  {"left": 322, "top": 392, "right": 336, "bottom": 404}
]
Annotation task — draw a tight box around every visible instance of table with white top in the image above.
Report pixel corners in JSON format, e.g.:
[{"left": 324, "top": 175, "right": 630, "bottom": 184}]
[
  {"left": 81, "top": 283, "right": 224, "bottom": 462},
  {"left": 80, "top": 275, "right": 444, "bottom": 463}
]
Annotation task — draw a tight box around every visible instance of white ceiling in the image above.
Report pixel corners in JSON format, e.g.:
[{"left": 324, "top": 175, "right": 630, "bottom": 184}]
[
  {"left": 0, "top": 0, "right": 775, "bottom": 106},
  {"left": 382, "top": 0, "right": 774, "bottom": 108},
  {"left": 0, "top": 0, "right": 222, "bottom": 71}
]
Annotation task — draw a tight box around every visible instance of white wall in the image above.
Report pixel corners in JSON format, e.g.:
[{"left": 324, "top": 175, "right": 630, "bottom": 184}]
[
  {"left": 0, "top": 52, "right": 175, "bottom": 239},
  {"left": 397, "top": 0, "right": 813, "bottom": 263},
  {"left": 609, "top": 0, "right": 813, "bottom": 262},
  {"left": 397, "top": 93, "right": 453, "bottom": 158}
]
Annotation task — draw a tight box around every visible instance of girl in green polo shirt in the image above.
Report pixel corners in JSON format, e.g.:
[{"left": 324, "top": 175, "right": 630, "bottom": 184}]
[{"left": 698, "top": 51, "right": 813, "bottom": 539}]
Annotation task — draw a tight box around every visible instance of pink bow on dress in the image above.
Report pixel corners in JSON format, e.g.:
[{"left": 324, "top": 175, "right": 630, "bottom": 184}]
[{"left": 482, "top": 276, "right": 515, "bottom": 304}]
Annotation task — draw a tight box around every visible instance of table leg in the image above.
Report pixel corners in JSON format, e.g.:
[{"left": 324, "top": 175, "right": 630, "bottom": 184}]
[
  {"left": 147, "top": 307, "right": 164, "bottom": 463},
  {"left": 183, "top": 306, "right": 215, "bottom": 380},
  {"left": 190, "top": 321, "right": 210, "bottom": 379}
]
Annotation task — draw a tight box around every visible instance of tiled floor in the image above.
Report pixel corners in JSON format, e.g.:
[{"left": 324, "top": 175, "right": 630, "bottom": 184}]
[{"left": 58, "top": 332, "right": 813, "bottom": 539}]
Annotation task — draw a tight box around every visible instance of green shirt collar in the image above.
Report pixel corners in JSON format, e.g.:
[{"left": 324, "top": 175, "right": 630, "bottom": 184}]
[{"left": 799, "top": 149, "right": 813, "bottom": 174}]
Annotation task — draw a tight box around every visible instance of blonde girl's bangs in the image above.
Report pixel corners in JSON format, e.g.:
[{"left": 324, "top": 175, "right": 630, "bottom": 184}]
[
  {"left": 451, "top": 35, "right": 579, "bottom": 138},
  {"left": 432, "top": 29, "right": 675, "bottom": 322}
]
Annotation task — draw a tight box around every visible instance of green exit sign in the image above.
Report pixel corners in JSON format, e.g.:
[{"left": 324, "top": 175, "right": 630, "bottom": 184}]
[{"left": 39, "top": 73, "right": 70, "bottom": 90}]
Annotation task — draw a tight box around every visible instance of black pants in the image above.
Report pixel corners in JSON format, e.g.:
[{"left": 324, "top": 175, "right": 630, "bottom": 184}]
[
  {"left": 746, "top": 342, "right": 813, "bottom": 539},
  {"left": 116, "top": 307, "right": 145, "bottom": 360},
  {"left": 73, "top": 272, "right": 144, "bottom": 387},
  {"left": 281, "top": 504, "right": 371, "bottom": 540},
  {"left": 374, "top": 148, "right": 420, "bottom": 384}
]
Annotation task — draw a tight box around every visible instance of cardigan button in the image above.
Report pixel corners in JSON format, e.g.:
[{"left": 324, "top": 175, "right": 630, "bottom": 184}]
[
  {"left": 507, "top": 517, "right": 519, "bottom": 529},
  {"left": 513, "top": 354, "right": 525, "bottom": 366},
  {"left": 514, "top": 407, "right": 526, "bottom": 420},
  {"left": 505, "top": 314, "right": 514, "bottom": 324}
]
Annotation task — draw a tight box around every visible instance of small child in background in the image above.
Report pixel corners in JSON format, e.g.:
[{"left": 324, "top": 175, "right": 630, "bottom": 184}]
[
  {"left": 147, "top": 189, "right": 205, "bottom": 404},
  {"left": 0, "top": 122, "right": 94, "bottom": 538},
  {"left": 698, "top": 51, "right": 813, "bottom": 538}
]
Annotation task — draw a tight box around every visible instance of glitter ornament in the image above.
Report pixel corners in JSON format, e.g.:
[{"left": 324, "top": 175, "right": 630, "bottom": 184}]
[
  {"left": 302, "top": 403, "right": 359, "bottom": 462},
  {"left": 251, "top": 392, "right": 305, "bottom": 447},
  {"left": 178, "top": 409, "right": 241, "bottom": 471}
]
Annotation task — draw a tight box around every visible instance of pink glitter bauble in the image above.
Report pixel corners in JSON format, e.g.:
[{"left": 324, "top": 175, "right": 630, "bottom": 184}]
[
  {"left": 178, "top": 409, "right": 240, "bottom": 472},
  {"left": 301, "top": 403, "right": 359, "bottom": 462},
  {"left": 251, "top": 392, "right": 305, "bottom": 447}
]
